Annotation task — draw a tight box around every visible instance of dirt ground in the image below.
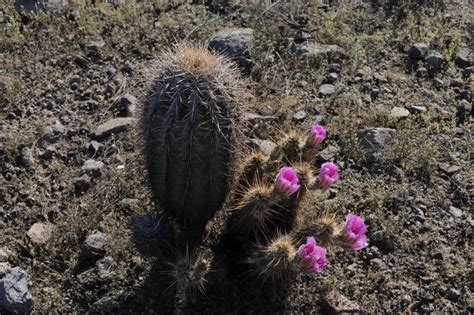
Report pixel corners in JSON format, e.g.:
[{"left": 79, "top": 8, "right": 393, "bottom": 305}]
[{"left": 0, "top": 0, "right": 472, "bottom": 313}]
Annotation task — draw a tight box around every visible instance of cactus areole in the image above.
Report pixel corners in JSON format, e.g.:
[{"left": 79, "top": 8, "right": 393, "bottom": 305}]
[{"left": 141, "top": 44, "right": 244, "bottom": 233}]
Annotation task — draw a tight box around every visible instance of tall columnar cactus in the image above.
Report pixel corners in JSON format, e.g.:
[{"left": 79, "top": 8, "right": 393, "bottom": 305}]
[{"left": 140, "top": 43, "right": 247, "bottom": 234}]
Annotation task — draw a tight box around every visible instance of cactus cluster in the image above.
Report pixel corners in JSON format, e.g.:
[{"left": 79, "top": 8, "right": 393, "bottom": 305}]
[{"left": 140, "top": 43, "right": 368, "bottom": 307}]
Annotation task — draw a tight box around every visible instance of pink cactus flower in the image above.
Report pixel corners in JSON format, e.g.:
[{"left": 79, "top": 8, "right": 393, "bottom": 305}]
[
  {"left": 297, "top": 237, "right": 329, "bottom": 273},
  {"left": 343, "top": 214, "right": 369, "bottom": 251},
  {"left": 317, "top": 162, "right": 339, "bottom": 189},
  {"left": 307, "top": 124, "right": 327, "bottom": 147},
  {"left": 274, "top": 166, "right": 300, "bottom": 197}
]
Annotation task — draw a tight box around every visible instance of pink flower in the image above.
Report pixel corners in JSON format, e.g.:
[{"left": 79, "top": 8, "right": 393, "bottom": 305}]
[
  {"left": 317, "top": 162, "right": 339, "bottom": 189},
  {"left": 307, "top": 124, "right": 326, "bottom": 147},
  {"left": 297, "top": 237, "right": 329, "bottom": 273},
  {"left": 274, "top": 167, "right": 300, "bottom": 197},
  {"left": 343, "top": 214, "right": 369, "bottom": 251}
]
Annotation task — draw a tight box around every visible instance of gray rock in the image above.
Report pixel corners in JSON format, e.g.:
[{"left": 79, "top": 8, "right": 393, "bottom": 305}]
[
  {"left": 0, "top": 267, "right": 33, "bottom": 314},
  {"left": 390, "top": 107, "right": 410, "bottom": 118},
  {"left": 15, "top": 0, "right": 67, "bottom": 12},
  {"left": 407, "top": 42, "right": 429, "bottom": 60},
  {"left": 297, "top": 42, "right": 347, "bottom": 62},
  {"left": 86, "top": 141, "right": 102, "bottom": 156},
  {"left": 93, "top": 296, "right": 119, "bottom": 312},
  {"left": 321, "top": 289, "right": 362, "bottom": 314},
  {"left": 438, "top": 163, "right": 460, "bottom": 175},
  {"left": 416, "top": 67, "right": 428, "bottom": 77},
  {"left": 319, "top": 84, "right": 336, "bottom": 97},
  {"left": 208, "top": 28, "right": 254, "bottom": 70},
  {"left": 317, "top": 145, "right": 340, "bottom": 161},
  {"left": 27, "top": 223, "right": 53, "bottom": 245},
  {"left": 324, "top": 72, "right": 338, "bottom": 83},
  {"left": 93, "top": 118, "right": 135, "bottom": 141},
  {"left": 426, "top": 51, "right": 444, "bottom": 70},
  {"left": 357, "top": 128, "right": 397, "bottom": 162},
  {"left": 39, "top": 145, "right": 56, "bottom": 160},
  {"left": 96, "top": 256, "right": 114, "bottom": 275},
  {"left": 0, "top": 248, "right": 11, "bottom": 262},
  {"left": 19, "top": 147, "right": 34, "bottom": 169},
  {"left": 293, "top": 110, "right": 308, "bottom": 122},
  {"left": 433, "top": 78, "right": 444, "bottom": 89},
  {"left": 116, "top": 94, "right": 136, "bottom": 117},
  {"left": 247, "top": 138, "right": 277, "bottom": 156},
  {"left": 448, "top": 206, "right": 463, "bottom": 218},
  {"left": 82, "top": 159, "right": 104, "bottom": 178},
  {"left": 463, "top": 66, "right": 474, "bottom": 78},
  {"left": 410, "top": 105, "right": 427, "bottom": 114},
  {"left": 84, "top": 231, "right": 107, "bottom": 254},
  {"left": 455, "top": 47, "right": 472, "bottom": 68},
  {"left": 42, "top": 121, "right": 66, "bottom": 143},
  {"left": 0, "top": 263, "right": 10, "bottom": 276}
]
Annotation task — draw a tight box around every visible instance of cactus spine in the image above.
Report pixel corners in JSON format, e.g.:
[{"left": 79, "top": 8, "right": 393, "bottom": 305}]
[{"left": 141, "top": 43, "right": 246, "bottom": 234}]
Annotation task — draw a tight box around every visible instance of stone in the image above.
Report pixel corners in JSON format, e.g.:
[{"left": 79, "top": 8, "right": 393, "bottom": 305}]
[
  {"left": 15, "top": 0, "right": 67, "bottom": 12},
  {"left": 407, "top": 42, "right": 429, "bottom": 60},
  {"left": 410, "top": 105, "right": 427, "bottom": 114},
  {"left": 293, "top": 110, "right": 308, "bottom": 121},
  {"left": 390, "top": 107, "right": 410, "bottom": 118},
  {"left": 208, "top": 28, "right": 254, "bottom": 70},
  {"left": 317, "top": 145, "right": 340, "bottom": 161},
  {"left": 455, "top": 47, "right": 472, "bottom": 68},
  {"left": 27, "top": 223, "right": 53, "bottom": 245},
  {"left": 463, "top": 66, "right": 474, "bottom": 78},
  {"left": 296, "top": 42, "right": 347, "bottom": 62},
  {"left": 438, "top": 163, "right": 460, "bottom": 175},
  {"left": 0, "top": 267, "right": 33, "bottom": 313},
  {"left": 370, "top": 230, "right": 384, "bottom": 242},
  {"left": 96, "top": 257, "right": 114, "bottom": 275},
  {"left": 321, "top": 289, "right": 362, "bottom": 314},
  {"left": 324, "top": 72, "right": 338, "bottom": 83},
  {"left": 82, "top": 160, "right": 104, "bottom": 178},
  {"left": 319, "top": 84, "right": 336, "bottom": 97},
  {"left": 19, "top": 147, "right": 34, "bottom": 169},
  {"left": 357, "top": 128, "right": 397, "bottom": 162},
  {"left": 115, "top": 94, "right": 136, "bottom": 117},
  {"left": 39, "top": 145, "right": 56, "bottom": 160},
  {"left": 416, "top": 67, "right": 428, "bottom": 77},
  {"left": 448, "top": 206, "right": 463, "bottom": 218},
  {"left": 433, "top": 78, "right": 444, "bottom": 89},
  {"left": 93, "top": 118, "right": 135, "bottom": 141},
  {"left": 0, "top": 248, "right": 11, "bottom": 262},
  {"left": 84, "top": 231, "right": 107, "bottom": 254},
  {"left": 426, "top": 51, "right": 444, "bottom": 70},
  {"left": 247, "top": 138, "right": 277, "bottom": 156},
  {"left": 42, "top": 121, "right": 66, "bottom": 143},
  {"left": 93, "top": 296, "right": 119, "bottom": 312},
  {"left": 105, "top": 65, "right": 117, "bottom": 78},
  {"left": 86, "top": 141, "right": 102, "bottom": 156}
]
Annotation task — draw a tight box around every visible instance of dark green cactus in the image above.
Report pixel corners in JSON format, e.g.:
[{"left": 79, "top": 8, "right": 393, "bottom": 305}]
[{"left": 141, "top": 43, "right": 246, "bottom": 234}]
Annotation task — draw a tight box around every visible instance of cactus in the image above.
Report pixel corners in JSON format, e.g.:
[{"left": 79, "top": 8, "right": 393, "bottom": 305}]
[{"left": 140, "top": 43, "right": 247, "bottom": 234}]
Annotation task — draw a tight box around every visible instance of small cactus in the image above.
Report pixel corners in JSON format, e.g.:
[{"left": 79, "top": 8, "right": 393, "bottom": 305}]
[{"left": 140, "top": 43, "right": 247, "bottom": 234}]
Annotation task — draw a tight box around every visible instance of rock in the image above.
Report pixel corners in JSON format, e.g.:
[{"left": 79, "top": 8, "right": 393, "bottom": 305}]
[
  {"left": 430, "top": 250, "right": 444, "bottom": 260},
  {"left": 357, "top": 128, "right": 397, "bottom": 162},
  {"left": 447, "top": 288, "right": 461, "bottom": 301},
  {"left": 86, "top": 140, "right": 102, "bottom": 156},
  {"left": 410, "top": 105, "right": 427, "bottom": 114},
  {"left": 455, "top": 47, "right": 472, "bottom": 68},
  {"left": 93, "top": 296, "right": 119, "bottom": 312},
  {"left": 324, "top": 72, "right": 338, "bottom": 83},
  {"left": 27, "top": 223, "right": 53, "bottom": 245},
  {"left": 433, "top": 78, "right": 444, "bottom": 89},
  {"left": 438, "top": 163, "right": 460, "bottom": 175},
  {"left": 390, "top": 107, "right": 410, "bottom": 118},
  {"left": 296, "top": 42, "right": 347, "bottom": 62},
  {"left": 84, "top": 231, "right": 107, "bottom": 255},
  {"left": 317, "top": 145, "right": 340, "bottom": 161},
  {"left": 85, "top": 41, "right": 104, "bottom": 54},
  {"left": 293, "top": 110, "right": 308, "bottom": 122},
  {"left": 415, "top": 67, "right": 428, "bottom": 77},
  {"left": 39, "top": 145, "right": 56, "bottom": 160},
  {"left": 93, "top": 117, "right": 135, "bottom": 141},
  {"left": 81, "top": 159, "right": 104, "bottom": 178},
  {"left": 319, "top": 84, "right": 336, "bottom": 97},
  {"left": 370, "top": 258, "right": 384, "bottom": 269},
  {"left": 426, "top": 51, "right": 444, "bottom": 70},
  {"left": 448, "top": 206, "right": 463, "bottom": 218},
  {"left": 242, "top": 113, "right": 277, "bottom": 124},
  {"left": 463, "top": 66, "right": 474, "bottom": 78},
  {"left": 208, "top": 28, "right": 254, "bottom": 70},
  {"left": 407, "top": 42, "right": 429, "bottom": 60},
  {"left": 96, "top": 257, "right": 114, "bottom": 275},
  {"left": 115, "top": 94, "right": 136, "bottom": 117},
  {"left": 0, "top": 267, "right": 33, "bottom": 314},
  {"left": 105, "top": 65, "right": 117, "bottom": 78},
  {"left": 321, "top": 289, "right": 362, "bottom": 314},
  {"left": 370, "top": 230, "right": 384, "bottom": 242},
  {"left": 19, "top": 147, "right": 34, "bottom": 169},
  {"left": 15, "top": 0, "right": 67, "bottom": 12},
  {"left": 371, "top": 88, "right": 380, "bottom": 99},
  {"left": 0, "top": 248, "right": 11, "bottom": 262},
  {"left": 247, "top": 138, "right": 277, "bottom": 156},
  {"left": 42, "top": 121, "right": 66, "bottom": 143},
  {"left": 294, "top": 31, "right": 311, "bottom": 43}
]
